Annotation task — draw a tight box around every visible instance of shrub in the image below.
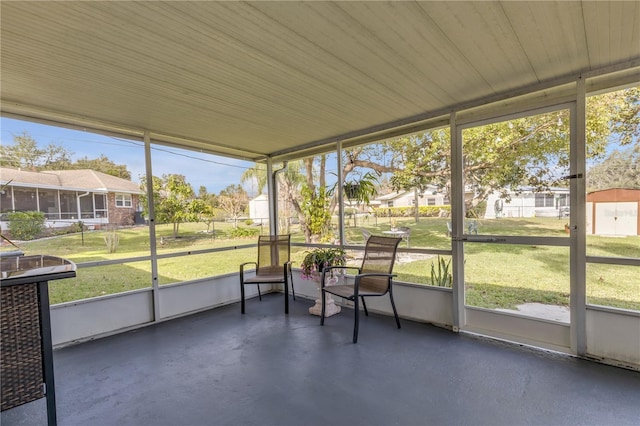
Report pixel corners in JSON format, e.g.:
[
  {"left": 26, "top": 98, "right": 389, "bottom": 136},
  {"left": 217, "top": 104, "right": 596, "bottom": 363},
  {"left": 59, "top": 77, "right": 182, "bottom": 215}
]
[
  {"left": 344, "top": 208, "right": 358, "bottom": 216},
  {"left": 103, "top": 227, "right": 120, "bottom": 253},
  {"left": 7, "top": 211, "right": 46, "bottom": 240},
  {"left": 229, "top": 227, "right": 260, "bottom": 238},
  {"left": 374, "top": 205, "right": 451, "bottom": 218},
  {"left": 430, "top": 255, "right": 452, "bottom": 287},
  {"left": 466, "top": 201, "right": 486, "bottom": 219}
]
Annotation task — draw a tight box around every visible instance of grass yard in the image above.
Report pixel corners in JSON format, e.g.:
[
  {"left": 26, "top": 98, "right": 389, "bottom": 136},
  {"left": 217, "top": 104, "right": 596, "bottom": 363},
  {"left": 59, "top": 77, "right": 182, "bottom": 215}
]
[{"left": 8, "top": 217, "right": 639, "bottom": 311}]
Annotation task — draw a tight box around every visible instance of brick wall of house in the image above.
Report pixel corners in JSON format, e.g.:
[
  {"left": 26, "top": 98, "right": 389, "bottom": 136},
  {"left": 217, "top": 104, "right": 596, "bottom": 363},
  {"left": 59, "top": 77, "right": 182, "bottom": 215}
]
[{"left": 107, "top": 193, "right": 137, "bottom": 226}]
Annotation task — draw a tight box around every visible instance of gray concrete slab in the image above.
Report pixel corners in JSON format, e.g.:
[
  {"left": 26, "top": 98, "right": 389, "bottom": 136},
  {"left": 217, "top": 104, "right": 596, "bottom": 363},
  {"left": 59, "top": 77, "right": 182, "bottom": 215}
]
[{"left": 3, "top": 294, "right": 639, "bottom": 426}]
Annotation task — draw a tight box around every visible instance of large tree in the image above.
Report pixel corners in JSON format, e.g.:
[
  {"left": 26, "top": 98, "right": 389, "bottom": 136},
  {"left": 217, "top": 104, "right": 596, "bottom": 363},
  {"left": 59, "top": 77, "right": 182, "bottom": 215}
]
[
  {"left": 218, "top": 184, "right": 248, "bottom": 228},
  {"left": 74, "top": 155, "right": 131, "bottom": 180},
  {"left": 384, "top": 88, "right": 639, "bottom": 211},
  {"left": 242, "top": 156, "right": 382, "bottom": 242},
  {"left": 0, "top": 131, "right": 131, "bottom": 179},
  {"left": 0, "top": 131, "right": 73, "bottom": 169},
  {"left": 587, "top": 143, "right": 640, "bottom": 192},
  {"left": 141, "top": 174, "right": 205, "bottom": 238}
]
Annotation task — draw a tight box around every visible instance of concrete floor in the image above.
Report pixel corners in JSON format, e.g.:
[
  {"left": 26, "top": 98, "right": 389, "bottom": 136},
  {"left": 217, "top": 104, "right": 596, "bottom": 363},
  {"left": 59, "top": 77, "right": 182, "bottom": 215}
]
[{"left": 3, "top": 294, "right": 640, "bottom": 426}]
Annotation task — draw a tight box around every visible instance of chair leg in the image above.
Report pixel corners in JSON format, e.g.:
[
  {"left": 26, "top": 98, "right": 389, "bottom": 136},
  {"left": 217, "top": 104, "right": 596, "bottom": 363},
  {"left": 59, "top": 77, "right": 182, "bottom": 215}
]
[
  {"left": 284, "top": 279, "right": 289, "bottom": 315},
  {"left": 389, "top": 289, "right": 401, "bottom": 329},
  {"left": 353, "top": 295, "right": 359, "bottom": 343},
  {"left": 240, "top": 283, "right": 245, "bottom": 314},
  {"left": 290, "top": 270, "right": 296, "bottom": 301},
  {"left": 361, "top": 296, "right": 369, "bottom": 316},
  {"left": 320, "top": 288, "right": 326, "bottom": 325},
  {"left": 257, "top": 284, "right": 262, "bottom": 301}
]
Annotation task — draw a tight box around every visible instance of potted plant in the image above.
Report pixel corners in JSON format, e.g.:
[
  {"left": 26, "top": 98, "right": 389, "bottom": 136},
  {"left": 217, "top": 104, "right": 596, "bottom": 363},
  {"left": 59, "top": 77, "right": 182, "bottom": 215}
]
[
  {"left": 342, "top": 171, "right": 378, "bottom": 204},
  {"left": 335, "top": 171, "right": 379, "bottom": 228},
  {"left": 302, "top": 247, "right": 347, "bottom": 317},
  {"left": 300, "top": 247, "right": 347, "bottom": 280}
]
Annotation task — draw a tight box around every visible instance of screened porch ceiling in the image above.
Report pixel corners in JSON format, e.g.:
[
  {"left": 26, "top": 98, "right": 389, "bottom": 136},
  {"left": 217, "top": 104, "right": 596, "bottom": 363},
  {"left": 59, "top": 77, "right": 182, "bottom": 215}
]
[{"left": 1, "top": 1, "right": 639, "bottom": 162}]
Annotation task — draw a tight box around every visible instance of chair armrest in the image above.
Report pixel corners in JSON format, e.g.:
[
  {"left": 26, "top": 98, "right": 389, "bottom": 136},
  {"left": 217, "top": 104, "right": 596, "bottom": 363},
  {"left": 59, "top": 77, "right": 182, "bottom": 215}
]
[
  {"left": 320, "top": 265, "right": 361, "bottom": 288},
  {"left": 240, "top": 262, "right": 257, "bottom": 274},
  {"left": 355, "top": 273, "right": 397, "bottom": 280},
  {"left": 353, "top": 273, "right": 397, "bottom": 293}
]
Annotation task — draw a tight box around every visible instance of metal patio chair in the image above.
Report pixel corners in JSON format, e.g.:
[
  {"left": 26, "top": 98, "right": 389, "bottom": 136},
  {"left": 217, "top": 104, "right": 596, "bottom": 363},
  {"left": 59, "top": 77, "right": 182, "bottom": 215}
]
[
  {"left": 398, "top": 226, "right": 411, "bottom": 247},
  {"left": 240, "top": 234, "right": 294, "bottom": 314},
  {"left": 320, "top": 235, "right": 402, "bottom": 343}
]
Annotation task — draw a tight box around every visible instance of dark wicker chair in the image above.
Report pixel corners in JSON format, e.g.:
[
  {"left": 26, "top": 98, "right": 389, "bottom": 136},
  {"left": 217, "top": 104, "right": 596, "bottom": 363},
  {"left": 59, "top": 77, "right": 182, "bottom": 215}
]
[
  {"left": 240, "top": 234, "right": 294, "bottom": 314},
  {"left": 320, "top": 236, "right": 402, "bottom": 343}
]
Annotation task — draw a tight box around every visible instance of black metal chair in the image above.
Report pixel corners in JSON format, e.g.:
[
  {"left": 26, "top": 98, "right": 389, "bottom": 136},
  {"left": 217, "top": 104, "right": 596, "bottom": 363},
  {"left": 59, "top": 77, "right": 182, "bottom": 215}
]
[
  {"left": 320, "top": 236, "right": 402, "bottom": 343},
  {"left": 240, "top": 234, "right": 294, "bottom": 314}
]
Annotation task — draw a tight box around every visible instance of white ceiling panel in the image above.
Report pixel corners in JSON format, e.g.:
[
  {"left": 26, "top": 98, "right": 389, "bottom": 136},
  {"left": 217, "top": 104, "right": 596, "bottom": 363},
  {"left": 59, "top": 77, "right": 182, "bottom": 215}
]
[{"left": 1, "top": 1, "right": 639, "bottom": 160}]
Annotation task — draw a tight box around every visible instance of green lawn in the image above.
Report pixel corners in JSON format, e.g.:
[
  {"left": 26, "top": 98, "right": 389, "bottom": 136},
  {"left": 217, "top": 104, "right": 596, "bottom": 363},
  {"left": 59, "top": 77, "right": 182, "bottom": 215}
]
[{"left": 10, "top": 218, "right": 639, "bottom": 310}]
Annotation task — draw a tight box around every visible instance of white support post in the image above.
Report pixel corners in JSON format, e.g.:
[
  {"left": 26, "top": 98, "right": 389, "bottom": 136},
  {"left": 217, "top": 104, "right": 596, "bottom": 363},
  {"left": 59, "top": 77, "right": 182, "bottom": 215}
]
[
  {"left": 143, "top": 131, "right": 160, "bottom": 322},
  {"left": 266, "top": 158, "right": 276, "bottom": 235},
  {"left": 337, "top": 141, "right": 345, "bottom": 245},
  {"left": 450, "top": 112, "right": 465, "bottom": 331},
  {"left": 571, "top": 77, "right": 587, "bottom": 355}
]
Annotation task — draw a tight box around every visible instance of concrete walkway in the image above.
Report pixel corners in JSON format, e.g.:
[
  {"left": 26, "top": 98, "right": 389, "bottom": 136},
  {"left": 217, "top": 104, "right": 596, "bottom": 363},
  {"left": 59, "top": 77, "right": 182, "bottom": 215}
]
[{"left": 496, "top": 302, "right": 571, "bottom": 322}]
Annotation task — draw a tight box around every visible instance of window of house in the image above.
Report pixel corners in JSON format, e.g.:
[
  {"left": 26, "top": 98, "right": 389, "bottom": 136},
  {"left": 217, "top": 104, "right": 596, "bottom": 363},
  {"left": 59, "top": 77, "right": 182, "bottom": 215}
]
[
  {"left": 0, "top": 187, "right": 13, "bottom": 212},
  {"left": 115, "top": 193, "right": 132, "bottom": 208},
  {"left": 38, "top": 190, "right": 59, "bottom": 219},
  {"left": 534, "top": 193, "right": 555, "bottom": 208},
  {"left": 59, "top": 190, "right": 77, "bottom": 219},
  {"left": 13, "top": 188, "right": 38, "bottom": 211},
  {"left": 94, "top": 194, "right": 107, "bottom": 218},
  {"left": 427, "top": 198, "right": 436, "bottom": 206},
  {"left": 387, "top": 201, "right": 394, "bottom": 207},
  {"left": 556, "top": 194, "right": 569, "bottom": 208},
  {"left": 79, "top": 193, "right": 94, "bottom": 219}
]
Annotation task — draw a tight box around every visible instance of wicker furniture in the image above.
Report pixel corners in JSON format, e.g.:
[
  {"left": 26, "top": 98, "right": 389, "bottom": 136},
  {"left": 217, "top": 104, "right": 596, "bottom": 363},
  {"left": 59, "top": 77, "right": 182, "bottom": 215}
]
[
  {"left": 240, "top": 235, "right": 293, "bottom": 314},
  {"left": 320, "top": 236, "right": 402, "bottom": 343},
  {"left": 1, "top": 255, "right": 76, "bottom": 426}
]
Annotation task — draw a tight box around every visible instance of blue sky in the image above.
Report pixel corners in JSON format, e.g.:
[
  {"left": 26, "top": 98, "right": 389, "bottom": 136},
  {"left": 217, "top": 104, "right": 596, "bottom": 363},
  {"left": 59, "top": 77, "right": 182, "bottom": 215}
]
[{"left": 1, "top": 117, "right": 257, "bottom": 195}]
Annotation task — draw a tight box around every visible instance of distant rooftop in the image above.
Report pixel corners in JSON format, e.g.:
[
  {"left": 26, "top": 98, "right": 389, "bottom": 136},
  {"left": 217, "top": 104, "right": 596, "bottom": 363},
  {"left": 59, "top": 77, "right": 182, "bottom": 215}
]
[{"left": 0, "top": 168, "right": 142, "bottom": 194}]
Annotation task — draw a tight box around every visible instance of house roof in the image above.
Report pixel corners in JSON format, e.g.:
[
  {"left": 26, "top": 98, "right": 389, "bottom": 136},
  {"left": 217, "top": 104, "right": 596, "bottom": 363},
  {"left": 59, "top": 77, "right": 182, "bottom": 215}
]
[
  {"left": 502, "top": 186, "right": 570, "bottom": 194},
  {"left": 1, "top": 168, "right": 142, "bottom": 194},
  {"left": 376, "top": 191, "right": 411, "bottom": 202},
  {"left": 249, "top": 194, "right": 268, "bottom": 202},
  {"left": 1, "top": 2, "right": 638, "bottom": 161}
]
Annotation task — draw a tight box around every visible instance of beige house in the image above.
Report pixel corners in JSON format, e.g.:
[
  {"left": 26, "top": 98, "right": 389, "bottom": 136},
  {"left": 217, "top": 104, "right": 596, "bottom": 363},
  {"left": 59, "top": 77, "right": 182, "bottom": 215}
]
[
  {"left": 0, "top": 168, "right": 142, "bottom": 228},
  {"left": 375, "top": 188, "right": 449, "bottom": 209}
]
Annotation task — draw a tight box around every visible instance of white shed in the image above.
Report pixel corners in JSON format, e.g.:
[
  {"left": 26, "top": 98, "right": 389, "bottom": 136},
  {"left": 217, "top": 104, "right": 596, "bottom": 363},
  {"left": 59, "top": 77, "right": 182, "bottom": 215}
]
[
  {"left": 587, "top": 189, "right": 640, "bottom": 236},
  {"left": 248, "top": 194, "right": 269, "bottom": 225}
]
